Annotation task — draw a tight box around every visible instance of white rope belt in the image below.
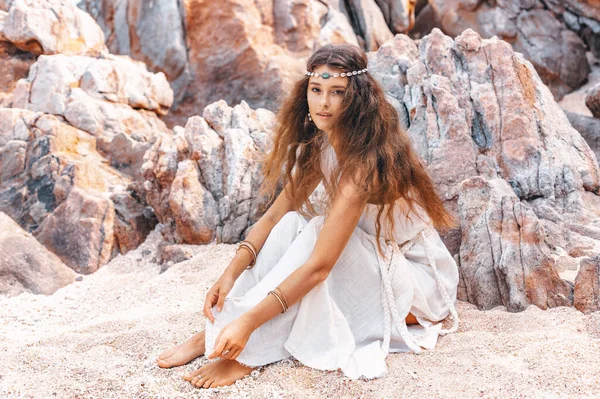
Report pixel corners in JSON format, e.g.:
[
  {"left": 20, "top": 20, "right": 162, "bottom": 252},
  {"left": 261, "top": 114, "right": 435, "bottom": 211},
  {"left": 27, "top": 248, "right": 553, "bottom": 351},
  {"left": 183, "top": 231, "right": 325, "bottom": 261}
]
[{"left": 370, "top": 227, "right": 460, "bottom": 356}]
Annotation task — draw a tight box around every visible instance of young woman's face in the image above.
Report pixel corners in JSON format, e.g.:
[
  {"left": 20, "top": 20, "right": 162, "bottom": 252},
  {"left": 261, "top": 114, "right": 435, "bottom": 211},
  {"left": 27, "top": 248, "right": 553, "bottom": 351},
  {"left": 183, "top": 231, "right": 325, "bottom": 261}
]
[{"left": 307, "top": 64, "right": 348, "bottom": 134}]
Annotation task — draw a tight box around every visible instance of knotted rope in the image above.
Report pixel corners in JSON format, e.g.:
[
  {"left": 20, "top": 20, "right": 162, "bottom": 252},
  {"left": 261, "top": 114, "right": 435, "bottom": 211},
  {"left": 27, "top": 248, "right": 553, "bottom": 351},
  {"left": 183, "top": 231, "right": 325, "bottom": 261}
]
[{"left": 372, "top": 227, "right": 460, "bottom": 357}]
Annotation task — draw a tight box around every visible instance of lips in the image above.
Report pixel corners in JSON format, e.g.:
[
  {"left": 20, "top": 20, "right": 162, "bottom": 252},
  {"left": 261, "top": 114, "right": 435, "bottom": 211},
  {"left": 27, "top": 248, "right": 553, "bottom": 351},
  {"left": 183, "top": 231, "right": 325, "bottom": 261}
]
[{"left": 316, "top": 113, "right": 332, "bottom": 117}]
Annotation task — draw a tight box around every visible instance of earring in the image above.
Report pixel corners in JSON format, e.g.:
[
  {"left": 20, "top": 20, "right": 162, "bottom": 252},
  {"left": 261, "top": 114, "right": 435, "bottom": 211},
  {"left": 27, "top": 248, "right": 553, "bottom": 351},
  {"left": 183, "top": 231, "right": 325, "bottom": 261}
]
[{"left": 308, "top": 112, "right": 312, "bottom": 122}]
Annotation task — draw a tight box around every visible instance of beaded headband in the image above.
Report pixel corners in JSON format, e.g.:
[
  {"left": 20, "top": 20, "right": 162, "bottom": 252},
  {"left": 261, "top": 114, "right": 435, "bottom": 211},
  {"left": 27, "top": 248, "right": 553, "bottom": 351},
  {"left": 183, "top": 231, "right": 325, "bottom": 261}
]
[{"left": 305, "top": 68, "right": 368, "bottom": 79}]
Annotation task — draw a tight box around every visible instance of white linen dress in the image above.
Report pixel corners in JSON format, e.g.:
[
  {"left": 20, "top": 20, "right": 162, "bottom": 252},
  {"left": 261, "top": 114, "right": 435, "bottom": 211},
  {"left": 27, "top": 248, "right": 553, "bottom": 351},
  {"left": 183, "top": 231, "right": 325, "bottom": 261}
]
[{"left": 205, "top": 140, "right": 460, "bottom": 379}]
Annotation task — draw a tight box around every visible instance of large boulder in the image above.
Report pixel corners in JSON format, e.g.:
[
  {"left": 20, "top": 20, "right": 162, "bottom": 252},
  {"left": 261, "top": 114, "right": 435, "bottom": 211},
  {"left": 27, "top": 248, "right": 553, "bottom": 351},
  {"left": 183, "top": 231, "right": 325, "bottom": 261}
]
[
  {"left": 574, "top": 254, "right": 600, "bottom": 314},
  {"left": 0, "top": 109, "right": 153, "bottom": 272},
  {"left": 343, "top": 0, "right": 393, "bottom": 50},
  {"left": 374, "top": 0, "right": 417, "bottom": 33},
  {"left": 0, "top": 41, "right": 36, "bottom": 108},
  {"left": 1, "top": 0, "right": 107, "bottom": 56},
  {"left": 369, "top": 29, "right": 600, "bottom": 311},
  {"left": 35, "top": 188, "right": 115, "bottom": 274},
  {"left": 79, "top": 0, "right": 359, "bottom": 126},
  {"left": 0, "top": 47, "right": 171, "bottom": 271},
  {"left": 458, "top": 177, "right": 572, "bottom": 311},
  {"left": 0, "top": 0, "right": 109, "bottom": 107},
  {"left": 0, "top": 212, "right": 76, "bottom": 296},
  {"left": 9, "top": 52, "right": 172, "bottom": 181},
  {"left": 427, "top": 0, "right": 590, "bottom": 101},
  {"left": 142, "top": 100, "right": 273, "bottom": 244}
]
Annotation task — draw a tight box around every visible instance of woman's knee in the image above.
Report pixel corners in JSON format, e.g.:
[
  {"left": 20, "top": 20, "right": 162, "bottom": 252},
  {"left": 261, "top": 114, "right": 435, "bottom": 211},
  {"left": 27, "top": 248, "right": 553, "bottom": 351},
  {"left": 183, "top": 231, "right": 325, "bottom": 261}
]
[{"left": 270, "top": 211, "right": 307, "bottom": 236}]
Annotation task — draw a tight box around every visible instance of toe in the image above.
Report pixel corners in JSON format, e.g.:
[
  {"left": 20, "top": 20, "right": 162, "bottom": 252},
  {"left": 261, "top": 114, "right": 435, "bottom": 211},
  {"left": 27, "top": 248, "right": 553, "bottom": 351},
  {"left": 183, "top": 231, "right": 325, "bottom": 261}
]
[
  {"left": 183, "top": 368, "right": 203, "bottom": 381},
  {"left": 203, "top": 379, "right": 214, "bottom": 389},
  {"left": 194, "top": 375, "right": 209, "bottom": 387},
  {"left": 156, "top": 359, "right": 172, "bottom": 368},
  {"left": 158, "top": 346, "right": 178, "bottom": 359}
]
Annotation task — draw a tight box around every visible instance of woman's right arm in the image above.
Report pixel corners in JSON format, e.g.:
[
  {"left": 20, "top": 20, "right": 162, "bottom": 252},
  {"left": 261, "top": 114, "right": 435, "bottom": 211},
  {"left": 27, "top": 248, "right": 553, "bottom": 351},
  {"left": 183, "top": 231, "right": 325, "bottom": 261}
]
[{"left": 204, "top": 176, "right": 322, "bottom": 322}]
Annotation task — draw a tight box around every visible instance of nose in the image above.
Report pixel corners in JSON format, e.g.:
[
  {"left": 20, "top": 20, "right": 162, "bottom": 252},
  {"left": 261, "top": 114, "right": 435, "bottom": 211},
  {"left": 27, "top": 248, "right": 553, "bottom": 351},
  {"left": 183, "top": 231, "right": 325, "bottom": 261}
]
[{"left": 320, "top": 93, "right": 330, "bottom": 109}]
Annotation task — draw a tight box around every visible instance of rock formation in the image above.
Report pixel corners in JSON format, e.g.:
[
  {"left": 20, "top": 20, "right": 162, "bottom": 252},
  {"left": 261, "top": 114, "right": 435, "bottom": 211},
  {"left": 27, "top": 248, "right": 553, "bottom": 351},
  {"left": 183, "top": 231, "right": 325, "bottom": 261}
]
[
  {"left": 427, "top": 0, "right": 590, "bottom": 101},
  {"left": 79, "top": 0, "right": 360, "bottom": 126},
  {"left": 0, "top": 0, "right": 171, "bottom": 274},
  {"left": 543, "top": 0, "right": 600, "bottom": 59},
  {"left": 369, "top": 29, "right": 600, "bottom": 311},
  {"left": 574, "top": 254, "right": 600, "bottom": 313},
  {"left": 142, "top": 100, "right": 274, "bottom": 245},
  {"left": 0, "top": 212, "right": 76, "bottom": 296},
  {"left": 2, "top": 0, "right": 106, "bottom": 56},
  {"left": 0, "top": 0, "right": 108, "bottom": 107}
]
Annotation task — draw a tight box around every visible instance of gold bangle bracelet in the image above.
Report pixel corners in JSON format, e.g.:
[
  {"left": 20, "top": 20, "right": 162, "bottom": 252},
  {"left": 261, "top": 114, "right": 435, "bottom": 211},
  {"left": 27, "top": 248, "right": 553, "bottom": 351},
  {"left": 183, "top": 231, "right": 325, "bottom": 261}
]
[
  {"left": 241, "top": 240, "right": 258, "bottom": 256},
  {"left": 274, "top": 287, "right": 289, "bottom": 310},
  {"left": 236, "top": 245, "right": 256, "bottom": 269},
  {"left": 268, "top": 291, "right": 287, "bottom": 313}
]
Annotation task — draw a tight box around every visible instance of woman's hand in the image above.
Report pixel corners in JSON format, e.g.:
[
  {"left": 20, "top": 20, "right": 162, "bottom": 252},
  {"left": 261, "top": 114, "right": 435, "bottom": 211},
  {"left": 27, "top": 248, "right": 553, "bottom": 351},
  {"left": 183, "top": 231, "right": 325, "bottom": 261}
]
[
  {"left": 203, "top": 275, "right": 235, "bottom": 323},
  {"left": 207, "top": 316, "right": 254, "bottom": 361}
]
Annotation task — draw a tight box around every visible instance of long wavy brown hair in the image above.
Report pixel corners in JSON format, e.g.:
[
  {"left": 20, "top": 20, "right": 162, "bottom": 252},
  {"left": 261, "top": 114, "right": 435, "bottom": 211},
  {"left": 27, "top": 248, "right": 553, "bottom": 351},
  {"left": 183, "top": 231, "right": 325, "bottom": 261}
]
[{"left": 261, "top": 43, "right": 455, "bottom": 256}]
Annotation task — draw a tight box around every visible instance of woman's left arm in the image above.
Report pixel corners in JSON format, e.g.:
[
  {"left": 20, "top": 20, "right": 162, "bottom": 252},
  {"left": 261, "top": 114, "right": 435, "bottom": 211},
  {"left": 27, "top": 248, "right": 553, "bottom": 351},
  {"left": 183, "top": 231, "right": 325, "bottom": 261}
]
[{"left": 208, "top": 175, "right": 368, "bottom": 361}]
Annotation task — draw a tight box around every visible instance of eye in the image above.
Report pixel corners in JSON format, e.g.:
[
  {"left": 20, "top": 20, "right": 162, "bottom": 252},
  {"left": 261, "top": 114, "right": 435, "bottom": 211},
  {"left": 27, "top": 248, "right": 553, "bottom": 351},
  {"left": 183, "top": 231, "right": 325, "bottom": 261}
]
[
  {"left": 311, "top": 87, "right": 321, "bottom": 93},
  {"left": 334, "top": 90, "right": 345, "bottom": 95}
]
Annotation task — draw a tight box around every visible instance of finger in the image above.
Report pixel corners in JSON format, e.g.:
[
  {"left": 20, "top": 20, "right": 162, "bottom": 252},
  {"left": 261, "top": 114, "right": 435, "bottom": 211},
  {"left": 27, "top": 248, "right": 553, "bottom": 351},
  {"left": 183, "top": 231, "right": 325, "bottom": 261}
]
[
  {"left": 230, "top": 347, "right": 242, "bottom": 360},
  {"left": 203, "top": 294, "right": 216, "bottom": 323},
  {"left": 216, "top": 293, "right": 227, "bottom": 313},
  {"left": 221, "top": 347, "right": 234, "bottom": 359},
  {"left": 203, "top": 302, "right": 213, "bottom": 323},
  {"left": 208, "top": 337, "right": 227, "bottom": 360}
]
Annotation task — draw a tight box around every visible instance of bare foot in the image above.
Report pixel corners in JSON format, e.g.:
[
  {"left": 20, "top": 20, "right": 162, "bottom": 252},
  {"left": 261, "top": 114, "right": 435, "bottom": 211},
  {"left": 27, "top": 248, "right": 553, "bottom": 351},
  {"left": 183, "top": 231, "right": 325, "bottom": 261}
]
[
  {"left": 156, "top": 330, "right": 206, "bottom": 368},
  {"left": 183, "top": 359, "right": 255, "bottom": 388}
]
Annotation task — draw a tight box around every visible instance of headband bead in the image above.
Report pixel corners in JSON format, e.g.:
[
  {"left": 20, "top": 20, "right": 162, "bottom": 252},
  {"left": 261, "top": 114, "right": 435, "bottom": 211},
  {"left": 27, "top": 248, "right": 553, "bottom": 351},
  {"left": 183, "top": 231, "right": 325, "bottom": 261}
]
[{"left": 306, "top": 68, "right": 368, "bottom": 79}]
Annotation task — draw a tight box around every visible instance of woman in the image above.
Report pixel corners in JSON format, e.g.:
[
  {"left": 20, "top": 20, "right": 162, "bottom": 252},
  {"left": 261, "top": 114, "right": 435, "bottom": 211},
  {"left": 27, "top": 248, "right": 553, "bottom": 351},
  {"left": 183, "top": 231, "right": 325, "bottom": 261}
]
[{"left": 156, "top": 43, "right": 459, "bottom": 388}]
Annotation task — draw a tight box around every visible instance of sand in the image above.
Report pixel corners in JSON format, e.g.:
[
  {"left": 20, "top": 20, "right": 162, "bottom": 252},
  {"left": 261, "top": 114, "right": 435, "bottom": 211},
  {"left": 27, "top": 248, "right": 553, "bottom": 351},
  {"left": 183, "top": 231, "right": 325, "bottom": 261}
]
[{"left": 1, "top": 230, "right": 599, "bottom": 399}]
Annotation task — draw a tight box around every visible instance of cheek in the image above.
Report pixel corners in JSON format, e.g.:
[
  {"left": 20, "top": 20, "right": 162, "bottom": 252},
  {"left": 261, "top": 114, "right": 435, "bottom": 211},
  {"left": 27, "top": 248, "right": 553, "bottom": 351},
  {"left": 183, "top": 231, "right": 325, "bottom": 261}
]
[
  {"left": 307, "top": 93, "right": 318, "bottom": 109},
  {"left": 330, "top": 96, "right": 344, "bottom": 113}
]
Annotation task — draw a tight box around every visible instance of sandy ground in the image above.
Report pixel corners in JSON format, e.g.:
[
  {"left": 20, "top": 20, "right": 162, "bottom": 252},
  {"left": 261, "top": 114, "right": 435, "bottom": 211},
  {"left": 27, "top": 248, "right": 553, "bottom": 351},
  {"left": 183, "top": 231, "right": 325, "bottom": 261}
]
[{"left": 1, "top": 230, "right": 600, "bottom": 399}]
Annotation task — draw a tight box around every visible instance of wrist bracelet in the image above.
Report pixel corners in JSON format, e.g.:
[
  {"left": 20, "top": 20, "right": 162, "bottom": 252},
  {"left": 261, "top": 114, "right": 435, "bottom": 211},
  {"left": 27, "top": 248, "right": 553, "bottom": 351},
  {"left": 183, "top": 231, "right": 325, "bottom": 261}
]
[
  {"left": 237, "top": 240, "right": 258, "bottom": 269},
  {"left": 274, "top": 287, "right": 289, "bottom": 310},
  {"left": 268, "top": 290, "right": 288, "bottom": 313}
]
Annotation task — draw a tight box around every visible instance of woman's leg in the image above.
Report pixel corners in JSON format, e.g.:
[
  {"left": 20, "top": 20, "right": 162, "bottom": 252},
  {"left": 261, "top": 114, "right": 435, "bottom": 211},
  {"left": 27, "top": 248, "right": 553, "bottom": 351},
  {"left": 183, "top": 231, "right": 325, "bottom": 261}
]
[
  {"left": 157, "top": 212, "right": 309, "bottom": 369},
  {"left": 227, "top": 211, "right": 309, "bottom": 297},
  {"left": 156, "top": 330, "right": 206, "bottom": 368},
  {"left": 184, "top": 215, "right": 327, "bottom": 388}
]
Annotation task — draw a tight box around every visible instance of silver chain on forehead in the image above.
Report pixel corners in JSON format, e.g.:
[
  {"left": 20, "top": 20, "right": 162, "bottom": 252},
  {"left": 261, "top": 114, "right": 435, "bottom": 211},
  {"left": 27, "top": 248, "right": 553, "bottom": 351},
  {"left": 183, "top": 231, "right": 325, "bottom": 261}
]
[{"left": 305, "top": 68, "right": 368, "bottom": 79}]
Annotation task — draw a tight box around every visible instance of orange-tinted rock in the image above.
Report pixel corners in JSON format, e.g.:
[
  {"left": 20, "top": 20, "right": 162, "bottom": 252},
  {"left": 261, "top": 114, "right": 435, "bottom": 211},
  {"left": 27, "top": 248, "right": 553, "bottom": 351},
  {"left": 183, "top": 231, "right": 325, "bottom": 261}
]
[
  {"left": 142, "top": 101, "right": 272, "bottom": 245},
  {"left": 80, "top": 0, "right": 359, "bottom": 126},
  {"left": 574, "top": 255, "right": 600, "bottom": 314},
  {"left": 457, "top": 177, "right": 572, "bottom": 311},
  {"left": 2, "top": 0, "right": 107, "bottom": 56},
  {"left": 369, "top": 29, "right": 600, "bottom": 311},
  {"left": 111, "top": 190, "right": 157, "bottom": 255},
  {"left": 0, "top": 42, "right": 36, "bottom": 107}
]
